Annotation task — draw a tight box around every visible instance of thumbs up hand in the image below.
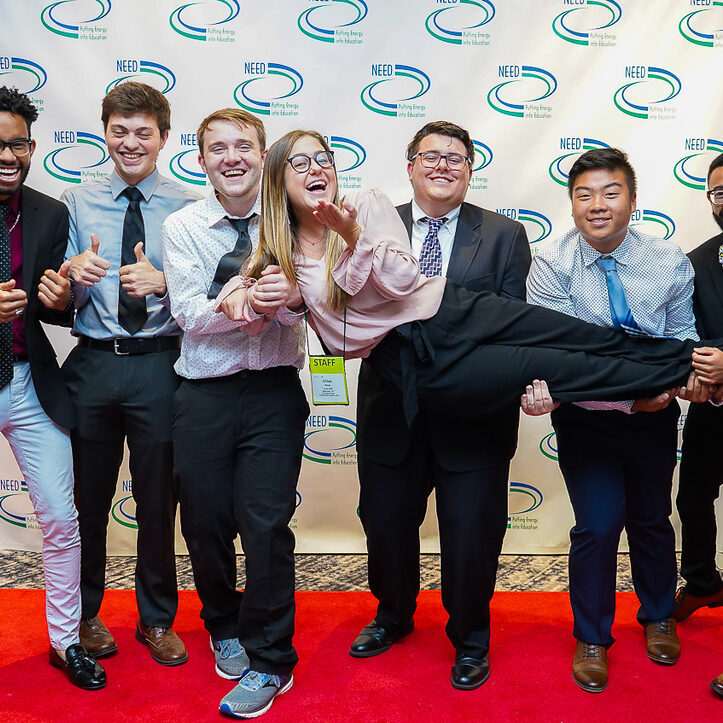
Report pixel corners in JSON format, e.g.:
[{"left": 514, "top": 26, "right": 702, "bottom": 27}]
[
  {"left": 38, "top": 259, "right": 73, "bottom": 312},
  {"left": 0, "top": 278, "right": 28, "bottom": 322},
  {"left": 68, "top": 233, "right": 111, "bottom": 287},
  {"left": 119, "top": 242, "right": 167, "bottom": 297}
]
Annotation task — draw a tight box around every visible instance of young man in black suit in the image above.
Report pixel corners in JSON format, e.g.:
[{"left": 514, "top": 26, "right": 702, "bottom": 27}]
[
  {"left": 0, "top": 85, "right": 105, "bottom": 689},
  {"left": 674, "top": 156, "right": 723, "bottom": 699},
  {"left": 351, "top": 121, "right": 531, "bottom": 689}
]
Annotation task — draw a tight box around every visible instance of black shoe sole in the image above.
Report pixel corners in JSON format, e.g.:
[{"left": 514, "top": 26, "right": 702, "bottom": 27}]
[{"left": 349, "top": 642, "right": 394, "bottom": 658}]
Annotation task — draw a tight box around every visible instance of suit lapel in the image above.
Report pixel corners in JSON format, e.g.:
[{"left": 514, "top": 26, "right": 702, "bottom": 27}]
[
  {"left": 396, "top": 203, "right": 413, "bottom": 246},
  {"left": 20, "top": 187, "right": 40, "bottom": 293},
  {"left": 702, "top": 240, "right": 723, "bottom": 312},
  {"left": 446, "top": 203, "right": 482, "bottom": 284}
]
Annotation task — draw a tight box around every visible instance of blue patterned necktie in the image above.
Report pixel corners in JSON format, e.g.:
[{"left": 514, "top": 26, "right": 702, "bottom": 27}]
[
  {"left": 596, "top": 255, "right": 644, "bottom": 336},
  {"left": 418, "top": 216, "right": 447, "bottom": 277},
  {"left": 0, "top": 204, "right": 13, "bottom": 389}
]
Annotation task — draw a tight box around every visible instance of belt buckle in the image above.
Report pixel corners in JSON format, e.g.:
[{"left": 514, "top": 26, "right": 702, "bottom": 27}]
[{"left": 113, "top": 339, "right": 130, "bottom": 356}]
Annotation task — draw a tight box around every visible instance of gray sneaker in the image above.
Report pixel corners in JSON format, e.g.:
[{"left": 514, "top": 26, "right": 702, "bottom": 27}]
[
  {"left": 210, "top": 636, "right": 250, "bottom": 680},
  {"left": 219, "top": 670, "right": 293, "bottom": 718}
]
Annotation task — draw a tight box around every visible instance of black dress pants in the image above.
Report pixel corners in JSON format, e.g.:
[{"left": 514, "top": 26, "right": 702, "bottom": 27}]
[
  {"left": 173, "top": 366, "right": 308, "bottom": 675},
  {"left": 62, "top": 346, "right": 180, "bottom": 626},
  {"left": 677, "top": 402, "right": 723, "bottom": 596},
  {"left": 368, "top": 282, "right": 704, "bottom": 422}
]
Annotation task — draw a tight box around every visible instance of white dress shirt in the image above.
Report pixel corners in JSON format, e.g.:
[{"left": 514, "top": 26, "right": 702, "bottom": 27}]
[{"left": 161, "top": 191, "right": 304, "bottom": 379}]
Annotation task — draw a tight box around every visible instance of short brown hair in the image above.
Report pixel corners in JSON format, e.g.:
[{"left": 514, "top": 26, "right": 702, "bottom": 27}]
[
  {"left": 101, "top": 81, "right": 171, "bottom": 136},
  {"left": 406, "top": 120, "right": 474, "bottom": 165},
  {"left": 197, "top": 108, "right": 266, "bottom": 155}
]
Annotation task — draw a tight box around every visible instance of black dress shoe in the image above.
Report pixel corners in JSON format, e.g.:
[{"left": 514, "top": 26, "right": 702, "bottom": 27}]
[
  {"left": 49, "top": 644, "right": 107, "bottom": 690},
  {"left": 451, "top": 653, "right": 490, "bottom": 690},
  {"left": 349, "top": 619, "right": 414, "bottom": 658}
]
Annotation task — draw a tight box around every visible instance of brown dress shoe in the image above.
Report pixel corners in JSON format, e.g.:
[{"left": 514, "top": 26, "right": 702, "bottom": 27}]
[
  {"left": 645, "top": 618, "right": 680, "bottom": 664},
  {"left": 135, "top": 619, "right": 188, "bottom": 666},
  {"left": 572, "top": 640, "right": 608, "bottom": 693},
  {"left": 710, "top": 673, "right": 723, "bottom": 698},
  {"left": 673, "top": 585, "right": 723, "bottom": 622},
  {"left": 79, "top": 616, "right": 117, "bottom": 659}
]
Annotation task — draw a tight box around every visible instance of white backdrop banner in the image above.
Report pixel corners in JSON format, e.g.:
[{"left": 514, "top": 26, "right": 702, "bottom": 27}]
[{"left": 1, "top": 0, "right": 722, "bottom": 555}]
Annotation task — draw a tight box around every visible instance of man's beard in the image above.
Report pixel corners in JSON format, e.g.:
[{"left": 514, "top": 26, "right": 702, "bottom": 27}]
[{"left": 713, "top": 210, "right": 723, "bottom": 233}]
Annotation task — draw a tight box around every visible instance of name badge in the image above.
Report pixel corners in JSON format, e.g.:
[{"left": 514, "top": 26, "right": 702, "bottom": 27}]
[{"left": 309, "top": 355, "right": 349, "bottom": 406}]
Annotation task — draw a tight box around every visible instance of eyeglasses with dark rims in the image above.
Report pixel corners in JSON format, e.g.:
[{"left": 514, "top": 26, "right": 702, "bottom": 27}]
[
  {"left": 409, "top": 151, "right": 470, "bottom": 171},
  {"left": 286, "top": 151, "right": 335, "bottom": 173},
  {"left": 0, "top": 138, "right": 32, "bottom": 157}
]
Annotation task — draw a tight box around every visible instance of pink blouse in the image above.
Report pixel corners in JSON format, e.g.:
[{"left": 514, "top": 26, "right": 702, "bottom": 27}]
[{"left": 295, "top": 188, "right": 445, "bottom": 358}]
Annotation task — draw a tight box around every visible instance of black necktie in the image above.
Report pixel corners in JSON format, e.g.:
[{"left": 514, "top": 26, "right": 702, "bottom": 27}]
[
  {"left": 207, "top": 215, "right": 254, "bottom": 299},
  {"left": 118, "top": 187, "right": 148, "bottom": 334},
  {"left": 0, "top": 204, "right": 14, "bottom": 389}
]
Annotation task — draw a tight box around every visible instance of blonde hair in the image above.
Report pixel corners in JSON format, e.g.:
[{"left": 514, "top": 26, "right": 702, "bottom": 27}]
[{"left": 248, "top": 130, "right": 349, "bottom": 311}]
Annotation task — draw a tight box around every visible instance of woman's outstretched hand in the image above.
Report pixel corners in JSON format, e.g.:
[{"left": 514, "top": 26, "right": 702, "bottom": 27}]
[{"left": 313, "top": 199, "right": 361, "bottom": 249}]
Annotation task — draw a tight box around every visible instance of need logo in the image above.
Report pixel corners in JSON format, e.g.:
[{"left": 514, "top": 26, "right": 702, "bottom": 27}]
[
  {"left": 552, "top": 0, "right": 621, "bottom": 47},
  {"left": 169, "top": 131, "right": 206, "bottom": 187},
  {"left": 629, "top": 209, "right": 676, "bottom": 240},
  {"left": 43, "top": 130, "right": 110, "bottom": 184},
  {"left": 469, "top": 139, "right": 492, "bottom": 191},
  {"left": 326, "top": 135, "right": 366, "bottom": 190},
  {"left": 106, "top": 60, "right": 176, "bottom": 95},
  {"left": 424, "top": 0, "right": 495, "bottom": 46},
  {"left": 111, "top": 480, "right": 138, "bottom": 530},
  {"left": 41, "top": 0, "right": 110, "bottom": 40},
  {"left": 170, "top": 0, "right": 239, "bottom": 42},
  {"left": 613, "top": 65, "right": 681, "bottom": 120},
  {"left": 360, "top": 64, "right": 430, "bottom": 118},
  {"left": 234, "top": 62, "right": 303, "bottom": 117},
  {"left": 304, "top": 414, "right": 357, "bottom": 465},
  {"left": 0, "top": 480, "right": 39, "bottom": 531},
  {"left": 674, "top": 137, "right": 723, "bottom": 190},
  {"left": 507, "top": 481, "right": 543, "bottom": 531},
  {"left": 487, "top": 64, "right": 557, "bottom": 119},
  {"left": 678, "top": 1, "right": 723, "bottom": 48},
  {"left": 297, "top": 0, "right": 367, "bottom": 44},
  {"left": 496, "top": 207, "right": 552, "bottom": 245},
  {"left": 548, "top": 137, "right": 610, "bottom": 187}
]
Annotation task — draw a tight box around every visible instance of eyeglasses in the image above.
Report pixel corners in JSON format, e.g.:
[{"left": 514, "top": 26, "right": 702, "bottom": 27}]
[
  {"left": 707, "top": 187, "right": 723, "bottom": 205},
  {"left": 286, "top": 151, "right": 335, "bottom": 173},
  {"left": 0, "top": 138, "right": 32, "bottom": 157},
  {"left": 410, "top": 151, "right": 470, "bottom": 171}
]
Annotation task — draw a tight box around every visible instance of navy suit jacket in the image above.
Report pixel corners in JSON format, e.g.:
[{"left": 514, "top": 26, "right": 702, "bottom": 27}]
[
  {"left": 17, "top": 185, "right": 75, "bottom": 429},
  {"left": 356, "top": 201, "right": 531, "bottom": 470}
]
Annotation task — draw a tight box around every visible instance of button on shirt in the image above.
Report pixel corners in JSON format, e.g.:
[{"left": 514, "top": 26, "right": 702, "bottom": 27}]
[
  {"left": 527, "top": 226, "right": 698, "bottom": 412},
  {"left": 410, "top": 199, "right": 460, "bottom": 276},
  {"left": 62, "top": 168, "right": 200, "bottom": 339},
  {"left": 161, "top": 191, "right": 305, "bottom": 379}
]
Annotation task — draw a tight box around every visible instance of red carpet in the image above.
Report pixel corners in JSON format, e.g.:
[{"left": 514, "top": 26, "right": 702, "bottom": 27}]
[{"left": 0, "top": 589, "right": 720, "bottom": 721}]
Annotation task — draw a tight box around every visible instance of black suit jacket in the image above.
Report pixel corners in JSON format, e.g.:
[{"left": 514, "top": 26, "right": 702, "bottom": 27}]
[
  {"left": 356, "top": 202, "right": 531, "bottom": 470},
  {"left": 688, "top": 231, "right": 723, "bottom": 338},
  {"left": 16, "top": 186, "right": 75, "bottom": 429}
]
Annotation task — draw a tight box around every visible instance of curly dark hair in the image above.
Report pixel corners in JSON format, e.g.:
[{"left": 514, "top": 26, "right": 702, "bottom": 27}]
[{"left": 0, "top": 86, "right": 39, "bottom": 135}]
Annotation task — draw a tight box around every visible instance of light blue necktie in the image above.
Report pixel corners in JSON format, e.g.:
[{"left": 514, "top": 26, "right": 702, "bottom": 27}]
[
  {"left": 418, "top": 217, "right": 446, "bottom": 277},
  {"left": 596, "top": 256, "right": 645, "bottom": 336}
]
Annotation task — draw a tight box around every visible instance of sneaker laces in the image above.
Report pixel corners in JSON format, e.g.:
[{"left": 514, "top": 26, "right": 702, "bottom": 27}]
[
  {"left": 239, "top": 670, "right": 274, "bottom": 691},
  {"left": 216, "top": 639, "right": 240, "bottom": 660}
]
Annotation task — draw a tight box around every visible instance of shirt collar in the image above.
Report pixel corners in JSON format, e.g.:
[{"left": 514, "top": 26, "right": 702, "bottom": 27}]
[
  {"left": 578, "top": 226, "right": 636, "bottom": 268},
  {"left": 410, "top": 198, "right": 460, "bottom": 226},
  {"left": 205, "top": 189, "right": 261, "bottom": 229},
  {"left": 110, "top": 166, "right": 160, "bottom": 201}
]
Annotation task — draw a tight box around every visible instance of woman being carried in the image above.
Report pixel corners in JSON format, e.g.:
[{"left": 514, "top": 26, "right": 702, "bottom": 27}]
[{"left": 218, "top": 130, "right": 715, "bottom": 423}]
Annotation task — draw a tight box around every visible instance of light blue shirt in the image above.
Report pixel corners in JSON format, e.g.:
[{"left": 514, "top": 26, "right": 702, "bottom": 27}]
[{"left": 62, "top": 168, "right": 200, "bottom": 340}]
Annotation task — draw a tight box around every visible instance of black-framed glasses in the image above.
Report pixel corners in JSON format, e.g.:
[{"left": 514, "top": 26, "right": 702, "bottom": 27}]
[
  {"left": 286, "top": 151, "right": 335, "bottom": 173},
  {"left": 410, "top": 151, "right": 470, "bottom": 170},
  {"left": 0, "top": 138, "right": 32, "bottom": 157},
  {"left": 707, "top": 187, "right": 723, "bottom": 205}
]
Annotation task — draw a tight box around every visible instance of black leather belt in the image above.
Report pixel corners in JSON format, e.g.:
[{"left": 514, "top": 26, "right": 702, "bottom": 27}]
[{"left": 78, "top": 335, "right": 181, "bottom": 356}]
